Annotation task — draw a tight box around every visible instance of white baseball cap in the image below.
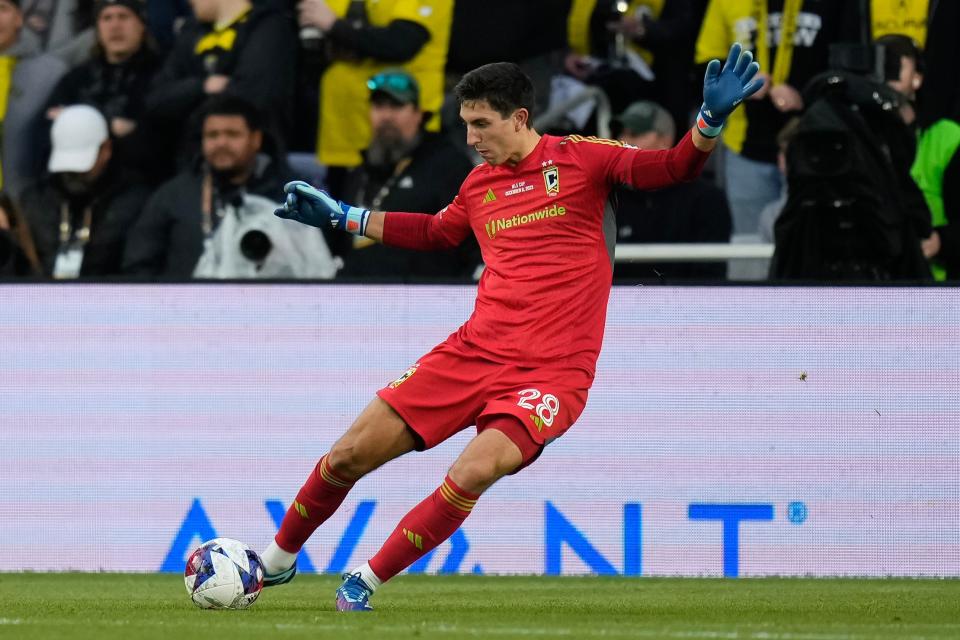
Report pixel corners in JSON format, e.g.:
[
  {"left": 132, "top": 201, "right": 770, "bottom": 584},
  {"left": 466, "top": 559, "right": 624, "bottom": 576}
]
[{"left": 48, "top": 105, "right": 109, "bottom": 174}]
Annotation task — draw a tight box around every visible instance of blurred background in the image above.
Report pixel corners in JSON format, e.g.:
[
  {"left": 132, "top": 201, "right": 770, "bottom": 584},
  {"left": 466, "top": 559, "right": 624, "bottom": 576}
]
[{"left": 0, "top": 0, "right": 955, "bottom": 284}]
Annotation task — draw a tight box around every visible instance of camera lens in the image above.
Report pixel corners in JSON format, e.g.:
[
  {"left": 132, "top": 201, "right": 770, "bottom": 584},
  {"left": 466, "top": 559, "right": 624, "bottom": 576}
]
[{"left": 240, "top": 230, "right": 272, "bottom": 264}]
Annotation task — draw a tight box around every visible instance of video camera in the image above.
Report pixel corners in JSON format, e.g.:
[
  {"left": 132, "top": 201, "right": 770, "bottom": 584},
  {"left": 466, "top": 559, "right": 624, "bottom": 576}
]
[{"left": 828, "top": 43, "right": 887, "bottom": 84}]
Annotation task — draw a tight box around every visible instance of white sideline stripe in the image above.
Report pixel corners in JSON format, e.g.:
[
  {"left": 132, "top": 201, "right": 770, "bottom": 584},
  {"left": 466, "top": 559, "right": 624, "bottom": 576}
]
[
  {"left": 15, "top": 618, "right": 956, "bottom": 640},
  {"left": 274, "top": 622, "right": 942, "bottom": 640}
]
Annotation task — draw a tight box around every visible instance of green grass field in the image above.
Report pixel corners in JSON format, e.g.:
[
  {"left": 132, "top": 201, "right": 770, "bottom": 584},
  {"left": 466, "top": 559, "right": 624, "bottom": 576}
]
[{"left": 0, "top": 574, "right": 957, "bottom": 639}]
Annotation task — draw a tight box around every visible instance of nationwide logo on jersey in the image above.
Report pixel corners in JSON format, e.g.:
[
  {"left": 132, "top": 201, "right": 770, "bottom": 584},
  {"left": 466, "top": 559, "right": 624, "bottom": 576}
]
[
  {"left": 389, "top": 364, "right": 419, "bottom": 388},
  {"left": 484, "top": 203, "right": 567, "bottom": 239},
  {"left": 542, "top": 165, "right": 560, "bottom": 196},
  {"left": 482, "top": 188, "right": 497, "bottom": 204}
]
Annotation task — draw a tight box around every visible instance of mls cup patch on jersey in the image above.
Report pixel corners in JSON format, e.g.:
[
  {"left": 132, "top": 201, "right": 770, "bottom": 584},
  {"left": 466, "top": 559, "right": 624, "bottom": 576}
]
[
  {"left": 505, "top": 181, "right": 534, "bottom": 197},
  {"left": 389, "top": 364, "right": 420, "bottom": 389},
  {"left": 542, "top": 165, "right": 560, "bottom": 196}
]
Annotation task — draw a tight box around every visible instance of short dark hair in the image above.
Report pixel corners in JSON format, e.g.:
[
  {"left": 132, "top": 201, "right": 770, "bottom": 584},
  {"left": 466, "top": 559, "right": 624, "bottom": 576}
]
[
  {"left": 453, "top": 62, "right": 535, "bottom": 125},
  {"left": 876, "top": 34, "right": 925, "bottom": 79},
  {"left": 201, "top": 95, "right": 262, "bottom": 132}
]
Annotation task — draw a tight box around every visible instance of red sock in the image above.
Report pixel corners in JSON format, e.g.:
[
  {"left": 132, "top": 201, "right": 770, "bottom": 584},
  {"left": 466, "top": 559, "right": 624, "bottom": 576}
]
[
  {"left": 368, "top": 476, "right": 479, "bottom": 582},
  {"left": 274, "top": 455, "right": 354, "bottom": 553}
]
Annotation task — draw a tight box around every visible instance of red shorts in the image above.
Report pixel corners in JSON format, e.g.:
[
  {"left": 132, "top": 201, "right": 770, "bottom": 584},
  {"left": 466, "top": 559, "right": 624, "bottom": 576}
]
[{"left": 377, "top": 338, "right": 591, "bottom": 471}]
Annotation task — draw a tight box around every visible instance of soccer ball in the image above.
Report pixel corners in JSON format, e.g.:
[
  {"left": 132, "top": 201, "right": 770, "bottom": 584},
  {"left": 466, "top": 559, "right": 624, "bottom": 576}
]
[{"left": 184, "top": 538, "right": 264, "bottom": 609}]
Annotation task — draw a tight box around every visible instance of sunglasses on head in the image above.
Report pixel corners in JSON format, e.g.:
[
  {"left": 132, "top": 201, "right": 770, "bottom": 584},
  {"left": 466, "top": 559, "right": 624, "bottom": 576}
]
[{"left": 367, "top": 73, "right": 415, "bottom": 92}]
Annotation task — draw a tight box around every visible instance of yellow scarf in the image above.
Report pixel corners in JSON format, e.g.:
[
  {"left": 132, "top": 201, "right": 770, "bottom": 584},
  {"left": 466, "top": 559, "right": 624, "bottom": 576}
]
[
  {"left": 0, "top": 55, "right": 17, "bottom": 190},
  {"left": 194, "top": 8, "right": 252, "bottom": 55},
  {"left": 756, "top": 0, "right": 804, "bottom": 86}
]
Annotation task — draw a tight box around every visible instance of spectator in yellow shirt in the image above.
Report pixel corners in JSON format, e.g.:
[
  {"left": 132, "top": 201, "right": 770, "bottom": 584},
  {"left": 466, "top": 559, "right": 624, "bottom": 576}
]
[{"left": 296, "top": 0, "right": 453, "bottom": 198}]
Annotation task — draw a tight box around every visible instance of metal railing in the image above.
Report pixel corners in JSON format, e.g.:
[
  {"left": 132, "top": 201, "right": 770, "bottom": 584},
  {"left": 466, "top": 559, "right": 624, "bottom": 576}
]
[{"left": 614, "top": 243, "right": 775, "bottom": 262}]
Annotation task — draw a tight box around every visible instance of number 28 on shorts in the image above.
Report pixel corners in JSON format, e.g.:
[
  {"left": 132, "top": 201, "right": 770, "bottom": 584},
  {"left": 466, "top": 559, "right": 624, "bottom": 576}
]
[{"left": 516, "top": 388, "right": 560, "bottom": 432}]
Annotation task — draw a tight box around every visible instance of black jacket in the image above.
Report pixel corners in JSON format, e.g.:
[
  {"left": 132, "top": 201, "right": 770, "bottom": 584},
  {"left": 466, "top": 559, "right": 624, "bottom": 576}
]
[
  {"left": 19, "top": 167, "right": 150, "bottom": 278},
  {"left": 47, "top": 48, "right": 167, "bottom": 181},
  {"left": 145, "top": 4, "right": 296, "bottom": 157},
  {"left": 48, "top": 48, "right": 161, "bottom": 123},
  {"left": 613, "top": 178, "right": 732, "bottom": 280},
  {"left": 339, "top": 133, "right": 476, "bottom": 280},
  {"left": 122, "top": 156, "right": 292, "bottom": 278}
]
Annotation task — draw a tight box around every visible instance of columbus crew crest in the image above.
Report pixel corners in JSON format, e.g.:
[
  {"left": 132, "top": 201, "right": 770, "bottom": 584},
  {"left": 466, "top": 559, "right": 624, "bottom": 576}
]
[{"left": 542, "top": 165, "right": 560, "bottom": 196}]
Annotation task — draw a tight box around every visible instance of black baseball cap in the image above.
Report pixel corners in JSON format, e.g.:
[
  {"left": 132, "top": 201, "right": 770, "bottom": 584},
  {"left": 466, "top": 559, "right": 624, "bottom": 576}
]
[
  {"left": 95, "top": 0, "right": 147, "bottom": 22},
  {"left": 367, "top": 70, "right": 420, "bottom": 107}
]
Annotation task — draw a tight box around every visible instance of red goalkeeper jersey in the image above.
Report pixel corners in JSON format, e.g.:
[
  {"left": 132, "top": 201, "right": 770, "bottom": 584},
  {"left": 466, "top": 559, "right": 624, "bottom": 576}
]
[{"left": 382, "top": 131, "right": 709, "bottom": 376}]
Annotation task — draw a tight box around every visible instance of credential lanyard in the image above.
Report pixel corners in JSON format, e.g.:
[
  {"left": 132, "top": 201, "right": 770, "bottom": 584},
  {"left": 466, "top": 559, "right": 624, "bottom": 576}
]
[
  {"left": 54, "top": 201, "right": 93, "bottom": 279},
  {"left": 353, "top": 156, "right": 413, "bottom": 249},
  {"left": 59, "top": 201, "right": 93, "bottom": 247}
]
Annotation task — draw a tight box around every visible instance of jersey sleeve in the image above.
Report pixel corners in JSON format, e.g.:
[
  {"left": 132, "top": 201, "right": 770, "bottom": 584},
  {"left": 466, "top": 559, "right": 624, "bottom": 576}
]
[
  {"left": 569, "top": 131, "right": 710, "bottom": 192},
  {"left": 381, "top": 187, "right": 473, "bottom": 251}
]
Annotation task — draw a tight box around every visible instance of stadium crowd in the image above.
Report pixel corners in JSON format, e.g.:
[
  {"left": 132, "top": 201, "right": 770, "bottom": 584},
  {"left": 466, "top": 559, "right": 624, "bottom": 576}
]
[{"left": 0, "top": 0, "right": 956, "bottom": 282}]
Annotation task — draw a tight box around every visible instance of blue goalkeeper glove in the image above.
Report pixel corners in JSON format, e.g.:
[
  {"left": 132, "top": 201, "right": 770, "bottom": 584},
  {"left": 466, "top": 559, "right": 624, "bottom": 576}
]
[
  {"left": 697, "top": 42, "right": 764, "bottom": 138},
  {"left": 274, "top": 180, "right": 370, "bottom": 235}
]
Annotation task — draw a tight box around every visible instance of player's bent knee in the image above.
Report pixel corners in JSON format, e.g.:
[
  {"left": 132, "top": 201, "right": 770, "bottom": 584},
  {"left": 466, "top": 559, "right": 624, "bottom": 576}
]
[
  {"left": 327, "top": 402, "right": 416, "bottom": 480},
  {"left": 447, "top": 458, "right": 502, "bottom": 495},
  {"left": 325, "top": 441, "right": 369, "bottom": 482}
]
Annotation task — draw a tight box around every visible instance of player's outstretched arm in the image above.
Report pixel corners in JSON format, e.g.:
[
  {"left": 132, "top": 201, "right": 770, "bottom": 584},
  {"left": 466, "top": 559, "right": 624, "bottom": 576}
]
[
  {"left": 693, "top": 42, "right": 764, "bottom": 150},
  {"left": 275, "top": 181, "right": 385, "bottom": 242},
  {"left": 274, "top": 181, "right": 460, "bottom": 250}
]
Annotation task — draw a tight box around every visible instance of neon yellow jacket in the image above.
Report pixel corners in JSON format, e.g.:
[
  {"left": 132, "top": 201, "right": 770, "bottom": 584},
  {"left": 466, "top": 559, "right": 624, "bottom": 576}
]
[
  {"left": 695, "top": 0, "right": 848, "bottom": 161},
  {"left": 870, "top": 0, "right": 928, "bottom": 46},
  {"left": 911, "top": 119, "right": 960, "bottom": 280},
  {"left": 318, "top": 0, "right": 453, "bottom": 168}
]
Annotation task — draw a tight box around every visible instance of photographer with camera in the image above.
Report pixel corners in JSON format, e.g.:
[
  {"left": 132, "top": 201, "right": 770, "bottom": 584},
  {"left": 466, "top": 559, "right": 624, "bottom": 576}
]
[
  {"left": 770, "top": 37, "right": 933, "bottom": 281},
  {"left": 123, "top": 95, "right": 335, "bottom": 279}
]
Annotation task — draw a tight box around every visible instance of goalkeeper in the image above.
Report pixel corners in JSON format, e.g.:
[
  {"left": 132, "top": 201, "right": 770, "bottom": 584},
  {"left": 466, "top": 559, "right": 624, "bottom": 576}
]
[{"left": 260, "top": 44, "right": 763, "bottom": 611}]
